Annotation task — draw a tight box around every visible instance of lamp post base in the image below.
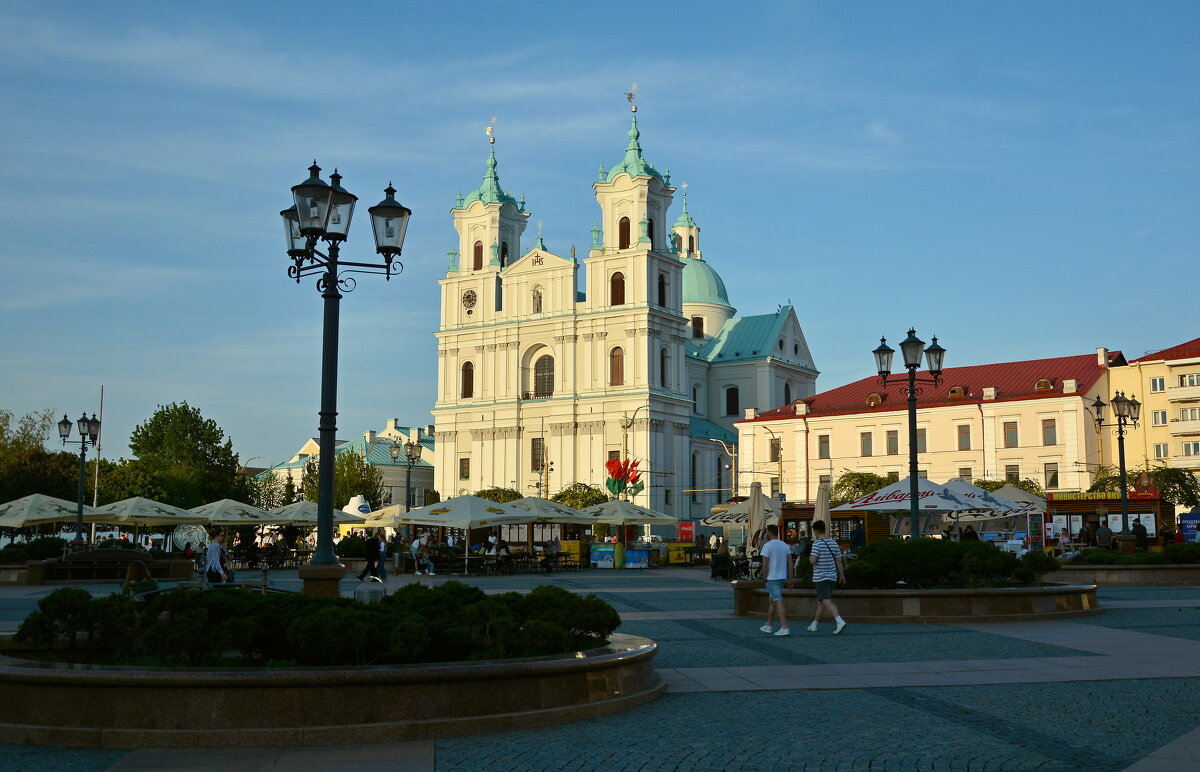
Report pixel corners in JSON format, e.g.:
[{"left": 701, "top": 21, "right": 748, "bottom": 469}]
[{"left": 299, "top": 563, "right": 347, "bottom": 598}]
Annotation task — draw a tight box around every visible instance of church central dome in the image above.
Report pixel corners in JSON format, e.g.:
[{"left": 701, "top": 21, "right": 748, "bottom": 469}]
[{"left": 682, "top": 257, "right": 731, "bottom": 307}]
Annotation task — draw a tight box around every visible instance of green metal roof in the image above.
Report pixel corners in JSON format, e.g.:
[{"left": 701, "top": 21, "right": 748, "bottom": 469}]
[
  {"left": 689, "top": 416, "right": 735, "bottom": 444},
  {"left": 606, "top": 114, "right": 663, "bottom": 183},
  {"left": 459, "top": 147, "right": 518, "bottom": 208},
  {"left": 255, "top": 430, "right": 434, "bottom": 478},
  {"left": 695, "top": 306, "right": 793, "bottom": 363},
  {"left": 682, "top": 257, "right": 730, "bottom": 306},
  {"left": 673, "top": 195, "right": 696, "bottom": 228}
]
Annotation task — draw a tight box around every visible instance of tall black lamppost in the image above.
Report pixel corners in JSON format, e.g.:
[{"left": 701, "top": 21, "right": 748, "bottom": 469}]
[
  {"left": 57, "top": 412, "right": 100, "bottom": 542},
  {"left": 873, "top": 329, "right": 946, "bottom": 539},
  {"left": 280, "top": 163, "right": 411, "bottom": 575},
  {"left": 390, "top": 440, "right": 421, "bottom": 512},
  {"left": 1090, "top": 392, "right": 1141, "bottom": 531}
]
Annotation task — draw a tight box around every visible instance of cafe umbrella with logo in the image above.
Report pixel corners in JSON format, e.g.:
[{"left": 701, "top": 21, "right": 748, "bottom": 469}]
[{"left": 832, "top": 477, "right": 980, "bottom": 536}]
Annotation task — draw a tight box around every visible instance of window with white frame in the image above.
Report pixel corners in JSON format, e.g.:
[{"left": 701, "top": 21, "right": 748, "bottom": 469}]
[
  {"left": 1044, "top": 463, "right": 1060, "bottom": 489},
  {"left": 958, "top": 467, "right": 973, "bottom": 481},
  {"left": 1154, "top": 443, "right": 1169, "bottom": 459},
  {"left": 1005, "top": 464, "right": 1020, "bottom": 483},
  {"left": 1181, "top": 407, "right": 1200, "bottom": 422},
  {"left": 1152, "top": 410, "right": 1168, "bottom": 426},
  {"left": 1184, "top": 442, "right": 1200, "bottom": 457},
  {"left": 1150, "top": 376, "right": 1165, "bottom": 393},
  {"left": 1181, "top": 373, "right": 1200, "bottom": 387}
]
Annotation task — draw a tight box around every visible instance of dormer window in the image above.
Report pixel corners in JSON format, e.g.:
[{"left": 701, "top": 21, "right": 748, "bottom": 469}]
[
  {"left": 1034, "top": 378, "right": 1053, "bottom": 392},
  {"left": 948, "top": 386, "right": 965, "bottom": 399},
  {"left": 867, "top": 393, "right": 883, "bottom": 407}
]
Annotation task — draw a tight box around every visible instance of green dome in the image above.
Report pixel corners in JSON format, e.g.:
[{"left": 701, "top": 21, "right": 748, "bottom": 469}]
[{"left": 682, "top": 258, "right": 731, "bottom": 307}]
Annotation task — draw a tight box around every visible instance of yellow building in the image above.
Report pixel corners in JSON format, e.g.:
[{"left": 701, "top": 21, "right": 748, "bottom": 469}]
[
  {"left": 1108, "top": 337, "right": 1200, "bottom": 477},
  {"left": 736, "top": 349, "right": 1125, "bottom": 501}
]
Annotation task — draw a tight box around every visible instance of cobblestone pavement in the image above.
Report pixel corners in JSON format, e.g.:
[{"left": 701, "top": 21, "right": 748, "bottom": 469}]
[{"left": 2, "top": 570, "right": 1200, "bottom": 770}]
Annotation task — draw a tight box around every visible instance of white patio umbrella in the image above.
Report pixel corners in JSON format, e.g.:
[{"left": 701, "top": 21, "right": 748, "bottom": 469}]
[
  {"left": 578, "top": 499, "right": 678, "bottom": 526},
  {"left": 995, "top": 484, "right": 1046, "bottom": 513},
  {"left": 833, "top": 477, "right": 978, "bottom": 537},
  {"left": 812, "top": 480, "right": 832, "bottom": 536},
  {"left": 744, "top": 481, "right": 776, "bottom": 556},
  {"left": 507, "top": 496, "right": 592, "bottom": 524},
  {"left": 362, "top": 495, "right": 538, "bottom": 575},
  {"left": 96, "top": 497, "right": 209, "bottom": 526},
  {"left": 942, "top": 479, "right": 1024, "bottom": 514},
  {"left": 189, "top": 499, "right": 282, "bottom": 526},
  {"left": 0, "top": 494, "right": 100, "bottom": 529},
  {"left": 270, "top": 500, "right": 366, "bottom": 526}
]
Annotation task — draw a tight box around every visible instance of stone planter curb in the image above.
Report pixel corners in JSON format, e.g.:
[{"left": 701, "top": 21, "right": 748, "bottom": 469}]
[
  {"left": 0, "top": 633, "right": 662, "bottom": 748},
  {"left": 1057, "top": 564, "right": 1200, "bottom": 586}
]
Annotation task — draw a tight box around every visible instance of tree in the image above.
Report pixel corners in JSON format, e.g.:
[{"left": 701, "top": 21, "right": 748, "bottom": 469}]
[
  {"left": 301, "top": 451, "right": 386, "bottom": 511},
  {"left": 0, "top": 408, "right": 58, "bottom": 450},
  {"left": 0, "top": 446, "right": 78, "bottom": 502},
  {"left": 473, "top": 487, "right": 522, "bottom": 503},
  {"left": 831, "top": 471, "right": 891, "bottom": 502},
  {"left": 87, "top": 458, "right": 168, "bottom": 505},
  {"left": 1089, "top": 464, "right": 1200, "bottom": 509},
  {"left": 128, "top": 402, "right": 242, "bottom": 508},
  {"left": 552, "top": 483, "right": 609, "bottom": 509},
  {"left": 246, "top": 473, "right": 288, "bottom": 511}
]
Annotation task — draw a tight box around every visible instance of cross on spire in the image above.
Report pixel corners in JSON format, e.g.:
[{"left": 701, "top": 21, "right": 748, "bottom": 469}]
[
  {"left": 485, "top": 115, "right": 498, "bottom": 144},
  {"left": 625, "top": 81, "right": 639, "bottom": 112}
]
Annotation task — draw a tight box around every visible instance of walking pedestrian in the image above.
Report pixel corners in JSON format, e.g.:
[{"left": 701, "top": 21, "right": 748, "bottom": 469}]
[
  {"left": 807, "top": 520, "right": 847, "bottom": 635},
  {"left": 376, "top": 529, "right": 388, "bottom": 580},
  {"left": 204, "top": 532, "right": 227, "bottom": 584},
  {"left": 358, "top": 532, "right": 379, "bottom": 581},
  {"left": 757, "top": 524, "right": 793, "bottom": 636}
]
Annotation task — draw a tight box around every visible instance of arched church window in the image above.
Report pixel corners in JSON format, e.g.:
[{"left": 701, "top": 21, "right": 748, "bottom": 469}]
[
  {"left": 472, "top": 240, "right": 483, "bottom": 271},
  {"left": 609, "top": 347, "right": 624, "bottom": 386},
  {"left": 461, "top": 362, "right": 474, "bottom": 399},
  {"left": 660, "top": 347, "right": 670, "bottom": 388},
  {"left": 500, "top": 241, "right": 509, "bottom": 267},
  {"left": 610, "top": 272, "right": 625, "bottom": 306},
  {"left": 692, "top": 316, "right": 704, "bottom": 339},
  {"left": 725, "top": 387, "right": 740, "bottom": 416},
  {"left": 673, "top": 233, "right": 682, "bottom": 252},
  {"left": 657, "top": 273, "right": 667, "bottom": 307},
  {"left": 531, "top": 287, "right": 543, "bottom": 314},
  {"left": 647, "top": 218, "right": 655, "bottom": 246},
  {"left": 783, "top": 382, "right": 792, "bottom": 405},
  {"left": 690, "top": 453, "right": 698, "bottom": 503},
  {"left": 688, "top": 235, "right": 695, "bottom": 253},
  {"left": 494, "top": 275, "right": 502, "bottom": 311},
  {"left": 534, "top": 355, "right": 555, "bottom": 398},
  {"left": 618, "top": 217, "right": 631, "bottom": 249}
]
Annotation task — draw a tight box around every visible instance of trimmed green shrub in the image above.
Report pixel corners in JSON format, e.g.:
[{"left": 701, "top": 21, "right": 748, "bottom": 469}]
[
  {"left": 17, "top": 581, "right": 621, "bottom": 667},
  {"left": 1071, "top": 548, "right": 1169, "bottom": 565},
  {"left": 26, "top": 536, "right": 69, "bottom": 560},
  {"left": 334, "top": 535, "right": 366, "bottom": 559},
  {"left": 1164, "top": 543, "right": 1200, "bottom": 564},
  {"left": 845, "top": 538, "right": 1055, "bottom": 589},
  {"left": 0, "top": 545, "right": 28, "bottom": 565}
]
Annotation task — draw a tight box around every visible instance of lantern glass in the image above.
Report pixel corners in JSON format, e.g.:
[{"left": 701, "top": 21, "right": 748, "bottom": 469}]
[
  {"left": 924, "top": 336, "right": 946, "bottom": 376},
  {"left": 872, "top": 337, "right": 894, "bottom": 377},
  {"left": 58, "top": 414, "right": 72, "bottom": 440},
  {"left": 390, "top": 443, "right": 401, "bottom": 461},
  {"left": 324, "top": 170, "right": 356, "bottom": 241},
  {"left": 1092, "top": 396, "right": 1107, "bottom": 425},
  {"left": 405, "top": 440, "right": 421, "bottom": 464},
  {"left": 87, "top": 413, "right": 100, "bottom": 442},
  {"left": 899, "top": 329, "right": 925, "bottom": 370},
  {"left": 369, "top": 184, "right": 412, "bottom": 256},
  {"left": 1112, "top": 392, "right": 1130, "bottom": 419},
  {"left": 1128, "top": 395, "right": 1141, "bottom": 423},
  {"left": 280, "top": 206, "right": 308, "bottom": 255},
  {"left": 76, "top": 413, "right": 91, "bottom": 439},
  {"left": 291, "top": 162, "right": 332, "bottom": 235}
]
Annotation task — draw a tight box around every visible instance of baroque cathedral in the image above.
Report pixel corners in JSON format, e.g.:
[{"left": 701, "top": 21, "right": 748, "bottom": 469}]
[{"left": 432, "top": 107, "right": 819, "bottom": 520}]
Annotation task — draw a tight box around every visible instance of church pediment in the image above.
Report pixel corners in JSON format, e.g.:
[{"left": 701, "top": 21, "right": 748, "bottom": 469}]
[{"left": 505, "top": 247, "right": 574, "bottom": 274}]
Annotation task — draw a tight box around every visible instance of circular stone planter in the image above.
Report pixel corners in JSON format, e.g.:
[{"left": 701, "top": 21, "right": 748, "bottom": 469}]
[
  {"left": 1057, "top": 564, "right": 1200, "bottom": 586},
  {"left": 0, "top": 634, "right": 663, "bottom": 749},
  {"left": 731, "top": 581, "right": 1100, "bottom": 623}
]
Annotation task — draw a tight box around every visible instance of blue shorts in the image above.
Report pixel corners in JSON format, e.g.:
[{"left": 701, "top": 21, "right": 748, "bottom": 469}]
[
  {"left": 765, "top": 579, "right": 785, "bottom": 602},
  {"left": 814, "top": 580, "right": 835, "bottom": 600}
]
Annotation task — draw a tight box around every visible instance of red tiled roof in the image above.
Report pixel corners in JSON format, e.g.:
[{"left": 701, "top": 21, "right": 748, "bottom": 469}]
[
  {"left": 745, "top": 351, "right": 1120, "bottom": 422},
  {"left": 1131, "top": 337, "right": 1200, "bottom": 364}
]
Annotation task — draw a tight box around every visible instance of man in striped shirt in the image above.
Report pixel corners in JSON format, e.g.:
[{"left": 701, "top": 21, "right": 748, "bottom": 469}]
[{"left": 807, "top": 520, "right": 847, "bottom": 635}]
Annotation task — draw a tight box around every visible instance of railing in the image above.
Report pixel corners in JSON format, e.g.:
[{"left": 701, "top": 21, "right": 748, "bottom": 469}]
[
  {"left": 1167, "top": 384, "right": 1200, "bottom": 402},
  {"left": 521, "top": 392, "right": 553, "bottom": 400}
]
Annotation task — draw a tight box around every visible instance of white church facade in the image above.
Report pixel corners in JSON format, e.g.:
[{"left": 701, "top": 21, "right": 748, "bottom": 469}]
[{"left": 431, "top": 110, "right": 818, "bottom": 519}]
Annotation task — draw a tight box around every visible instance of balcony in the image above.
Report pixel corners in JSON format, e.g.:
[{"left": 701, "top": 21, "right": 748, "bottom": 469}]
[
  {"left": 1170, "top": 419, "right": 1200, "bottom": 436},
  {"left": 1167, "top": 384, "right": 1200, "bottom": 402},
  {"left": 1169, "top": 456, "right": 1200, "bottom": 470}
]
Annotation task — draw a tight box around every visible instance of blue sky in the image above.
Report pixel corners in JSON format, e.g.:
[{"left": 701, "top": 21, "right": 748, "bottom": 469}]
[{"left": 1, "top": 1, "right": 1197, "bottom": 468}]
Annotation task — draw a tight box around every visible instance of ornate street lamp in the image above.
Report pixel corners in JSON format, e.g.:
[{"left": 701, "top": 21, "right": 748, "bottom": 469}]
[
  {"left": 873, "top": 329, "right": 946, "bottom": 539},
  {"left": 58, "top": 411, "right": 100, "bottom": 542},
  {"left": 280, "top": 163, "right": 412, "bottom": 587},
  {"left": 1091, "top": 391, "right": 1141, "bottom": 531}
]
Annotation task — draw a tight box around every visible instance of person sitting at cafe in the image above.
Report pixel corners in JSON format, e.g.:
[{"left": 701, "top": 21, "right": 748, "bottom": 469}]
[
  {"left": 961, "top": 525, "right": 980, "bottom": 541},
  {"left": 541, "top": 537, "right": 561, "bottom": 573},
  {"left": 122, "top": 561, "right": 158, "bottom": 597}
]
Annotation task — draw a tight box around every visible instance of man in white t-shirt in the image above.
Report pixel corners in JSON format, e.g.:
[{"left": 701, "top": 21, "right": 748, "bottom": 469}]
[{"left": 757, "top": 524, "right": 794, "bottom": 636}]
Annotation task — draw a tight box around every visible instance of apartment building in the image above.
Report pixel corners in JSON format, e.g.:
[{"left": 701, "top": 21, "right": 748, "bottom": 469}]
[
  {"left": 1108, "top": 337, "right": 1200, "bottom": 476},
  {"left": 736, "top": 349, "right": 1123, "bottom": 501}
]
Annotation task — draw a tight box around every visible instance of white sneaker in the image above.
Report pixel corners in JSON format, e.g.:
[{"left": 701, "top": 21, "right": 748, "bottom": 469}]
[
  {"left": 834, "top": 619, "right": 848, "bottom": 635},
  {"left": 774, "top": 628, "right": 790, "bottom": 636},
  {"left": 807, "top": 622, "right": 819, "bottom": 632},
  {"left": 414, "top": 571, "right": 423, "bottom": 576},
  {"left": 759, "top": 624, "right": 774, "bottom": 634},
  {"left": 428, "top": 571, "right": 435, "bottom": 576}
]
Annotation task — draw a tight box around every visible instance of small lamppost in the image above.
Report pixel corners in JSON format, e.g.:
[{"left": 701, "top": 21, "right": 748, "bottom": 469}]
[
  {"left": 1090, "top": 392, "right": 1141, "bottom": 531},
  {"left": 280, "top": 163, "right": 412, "bottom": 583},
  {"left": 873, "top": 329, "right": 946, "bottom": 539},
  {"left": 57, "top": 412, "right": 100, "bottom": 542}
]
